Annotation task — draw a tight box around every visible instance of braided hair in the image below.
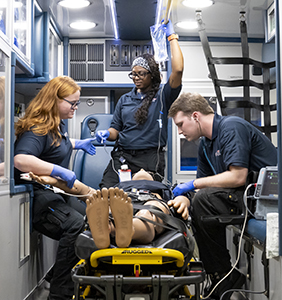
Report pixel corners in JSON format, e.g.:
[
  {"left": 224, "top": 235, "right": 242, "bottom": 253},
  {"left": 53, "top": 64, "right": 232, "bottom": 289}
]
[{"left": 134, "top": 54, "right": 161, "bottom": 125}]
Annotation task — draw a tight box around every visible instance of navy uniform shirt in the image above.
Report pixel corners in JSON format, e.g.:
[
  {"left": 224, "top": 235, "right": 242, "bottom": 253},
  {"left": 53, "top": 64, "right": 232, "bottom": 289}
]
[
  {"left": 14, "top": 121, "right": 73, "bottom": 185},
  {"left": 197, "top": 113, "right": 277, "bottom": 178},
  {"left": 110, "top": 81, "right": 181, "bottom": 150}
]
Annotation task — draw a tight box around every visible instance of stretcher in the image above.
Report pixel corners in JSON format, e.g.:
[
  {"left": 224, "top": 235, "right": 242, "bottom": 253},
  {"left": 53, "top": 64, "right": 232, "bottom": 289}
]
[{"left": 72, "top": 219, "right": 205, "bottom": 300}]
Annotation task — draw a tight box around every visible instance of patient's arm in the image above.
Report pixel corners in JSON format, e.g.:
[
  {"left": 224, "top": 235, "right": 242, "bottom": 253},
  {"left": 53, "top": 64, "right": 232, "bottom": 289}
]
[{"left": 29, "top": 172, "right": 94, "bottom": 200}]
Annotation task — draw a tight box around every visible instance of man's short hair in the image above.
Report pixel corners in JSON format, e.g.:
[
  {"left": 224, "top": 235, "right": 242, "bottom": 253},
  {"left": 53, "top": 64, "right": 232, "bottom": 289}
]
[{"left": 168, "top": 92, "right": 214, "bottom": 118}]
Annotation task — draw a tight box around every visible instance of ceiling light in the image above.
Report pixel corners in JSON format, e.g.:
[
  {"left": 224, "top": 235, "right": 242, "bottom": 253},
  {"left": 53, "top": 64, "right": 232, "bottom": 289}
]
[
  {"left": 109, "top": 0, "right": 118, "bottom": 39},
  {"left": 70, "top": 21, "right": 96, "bottom": 30},
  {"left": 14, "top": 1, "right": 23, "bottom": 8},
  {"left": 0, "top": 0, "right": 7, "bottom": 9},
  {"left": 176, "top": 21, "right": 198, "bottom": 30},
  {"left": 182, "top": 0, "right": 214, "bottom": 9},
  {"left": 58, "top": 0, "right": 90, "bottom": 9}
]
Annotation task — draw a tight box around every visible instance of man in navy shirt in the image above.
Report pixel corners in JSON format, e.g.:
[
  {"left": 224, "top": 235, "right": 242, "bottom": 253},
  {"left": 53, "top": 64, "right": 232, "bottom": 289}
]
[{"left": 168, "top": 92, "right": 277, "bottom": 300}]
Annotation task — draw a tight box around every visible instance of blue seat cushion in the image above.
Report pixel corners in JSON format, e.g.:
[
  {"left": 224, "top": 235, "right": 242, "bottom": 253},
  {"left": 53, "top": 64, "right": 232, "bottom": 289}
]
[
  {"left": 76, "top": 147, "right": 113, "bottom": 189},
  {"left": 245, "top": 218, "right": 266, "bottom": 244},
  {"left": 80, "top": 114, "right": 115, "bottom": 146}
]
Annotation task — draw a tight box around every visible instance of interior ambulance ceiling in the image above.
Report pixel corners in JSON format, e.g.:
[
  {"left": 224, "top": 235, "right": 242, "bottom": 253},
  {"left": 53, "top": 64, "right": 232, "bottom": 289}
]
[
  {"left": 15, "top": 0, "right": 274, "bottom": 96},
  {"left": 36, "top": 0, "right": 274, "bottom": 40}
]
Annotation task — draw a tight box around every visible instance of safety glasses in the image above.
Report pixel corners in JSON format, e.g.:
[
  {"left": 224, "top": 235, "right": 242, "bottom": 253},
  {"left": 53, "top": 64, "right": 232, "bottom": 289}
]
[
  {"left": 62, "top": 98, "right": 81, "bottom": 109},
  {"left": 128, "top": 71, "right": 150, "bottom": 80}
]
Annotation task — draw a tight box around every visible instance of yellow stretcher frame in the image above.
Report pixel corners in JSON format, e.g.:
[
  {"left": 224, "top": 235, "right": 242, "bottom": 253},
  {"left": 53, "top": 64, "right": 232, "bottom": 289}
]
[
  {"left": 72, "top": 247, "right": 205, "bottom": 300},
  {"left": 90, "top": 247, "right": 185, "bottom": 268}
]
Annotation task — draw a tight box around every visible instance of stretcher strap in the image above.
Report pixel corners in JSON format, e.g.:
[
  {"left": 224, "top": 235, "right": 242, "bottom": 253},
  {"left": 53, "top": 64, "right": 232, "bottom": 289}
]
[
  {"left": 214, "top": 79, "right": 276, "bottom": 90},
  {"left": 197, "top": 13, "right": 225, "bottom": 115},
  {"left": 210, "top": 57, "right": 275, "bottom": 69},
  {"left": 220, "top": 100, "right": 277, "bottom": 134},
  {"left": 197, "top": 12, "right": 276, "bottom": 140},
  {"left": 134, "top": 215, "right": 177, "bottom": 232},
  {"left": 240, "top": 19, "right": 250, "bottom": 122},
  {"left": 133, "top": 203, "right": 188, "bottom": 233},
  {"left": 263, "top": 66, "right": 272, "bottom": 138}
]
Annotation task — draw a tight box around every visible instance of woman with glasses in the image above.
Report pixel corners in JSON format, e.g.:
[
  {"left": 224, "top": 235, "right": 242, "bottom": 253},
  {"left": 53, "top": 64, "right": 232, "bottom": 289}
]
[
  {"left": 14, "top": 75, "right": 96, "bottom": 300},
  {"left": 96, "top": 20, "right": 184, "bottom": 188}
]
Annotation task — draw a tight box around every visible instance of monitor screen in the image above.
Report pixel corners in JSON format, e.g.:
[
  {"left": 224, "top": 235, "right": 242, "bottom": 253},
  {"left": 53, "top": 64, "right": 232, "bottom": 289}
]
[{"left": 261, "top": 170, "right": 278, "bottom": 198}]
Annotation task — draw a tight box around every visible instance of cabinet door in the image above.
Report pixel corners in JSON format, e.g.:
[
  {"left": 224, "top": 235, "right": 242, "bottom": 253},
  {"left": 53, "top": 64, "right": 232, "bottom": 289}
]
[
  {"left": 49, "top": 25, "right": 61, "bottom": 79},
  {"left": 13, "top": 0, "right": 31, "bottom": 62},
  {"left": 0, "top": 49, "right": 9, "bottom": 185},
  {"left": 0, "top": 1, "right": 8, "bottom": 38}
]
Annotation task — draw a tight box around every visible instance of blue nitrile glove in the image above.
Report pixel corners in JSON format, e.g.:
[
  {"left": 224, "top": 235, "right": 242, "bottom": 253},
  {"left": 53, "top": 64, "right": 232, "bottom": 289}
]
[
  {"left": 95, "top": 130, "right": 110, "bottom": 144},
  {"left": 173, "top": 180, "right": 195, "bottom": 197},
  {"left": 74, "top": 138, "right": 96, "bottom": 155},
  {"left": 50, "top": 164, "right": 76, "bottom": 188},
  {"left": 161, "top": 19, "right": 175, "bottom": 37}
]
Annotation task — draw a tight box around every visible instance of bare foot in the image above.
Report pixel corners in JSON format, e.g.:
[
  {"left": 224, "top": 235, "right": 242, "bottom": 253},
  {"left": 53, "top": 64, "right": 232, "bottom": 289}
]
[
  {"left": 86, "top": 188, "right": 110, "bottom": 249},
  {"left": 29, "top": 172, "right": 93, "bottom": 200},
  {"left": 109, "top": 187, "right": 133, "bottom": 248}
]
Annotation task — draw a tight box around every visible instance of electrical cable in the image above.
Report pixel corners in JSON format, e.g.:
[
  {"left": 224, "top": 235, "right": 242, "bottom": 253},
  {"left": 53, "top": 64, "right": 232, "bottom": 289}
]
[
  {"left": 244, "top": 195, "right": 256, "bottom": 218},
  {"left": 20, "top": 173, "right": 92, "bottom": 198},
  {"left": 154, "top": 83, "right": 165, "bottom": 182},
  {"left": 201, "top": 137, "right": 217, "bottom": 175},
  {"left": 97, "top": 139, "right": 119, "bottom": 177},
  {"left": 102, "top": 140, "right": 120, "bottom": 177},
  {"left": 35, "top": 181, "right": 92, "bottom": 198},
  {"left": 111, "top": 155, "right": 120, "bottom": 177},
  {"left": 217, "top": 183, "right": 267, "bottom": 300},
  {"left": 220, "top": 288, "right": 266, "bottom": 300},
  {"left": 196, "top": 120, "right": 217, "bottom": 175},
  {"left": 202, "top": 183, "right": 254, "bottom": 300}
]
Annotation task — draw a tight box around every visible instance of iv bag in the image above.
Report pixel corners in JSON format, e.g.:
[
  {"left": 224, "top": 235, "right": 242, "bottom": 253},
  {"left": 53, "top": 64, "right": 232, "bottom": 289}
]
[{"left": 150, "top": 24, "right": 169, "bottom": 63}]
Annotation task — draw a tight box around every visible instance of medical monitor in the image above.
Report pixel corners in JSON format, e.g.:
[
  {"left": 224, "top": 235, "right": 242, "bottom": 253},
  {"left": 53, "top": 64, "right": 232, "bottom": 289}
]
[{"left": 254, "top": 166, "right": 278, "bottom": 200}]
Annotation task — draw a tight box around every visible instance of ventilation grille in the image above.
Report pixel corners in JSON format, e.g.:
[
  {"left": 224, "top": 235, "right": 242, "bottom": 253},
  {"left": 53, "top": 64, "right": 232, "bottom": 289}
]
[
  {"left": 88, "top": 44, "right": 103, "bottom": 61},
  {"left": 88, "top": 64, "right": 104, "bottom": 81},
  {"left": 70, "top": 63, "right": 86, "bottom": 81},
  {"left": 70, "top": 44, "right": 86, "bottom": 61},
  {"left": 70, "top": 43, "right": 104, "bottom": 81}
]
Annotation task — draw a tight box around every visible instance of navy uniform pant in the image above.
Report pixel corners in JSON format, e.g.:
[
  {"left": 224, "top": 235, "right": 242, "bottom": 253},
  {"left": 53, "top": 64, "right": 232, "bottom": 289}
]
[
  {"left": 99, "top": 147, "right": 165, "bottom": 188},
  {"left": 191, "top": 187, "right": 245, "bottom": 275},
  {"left": 33, "top": 186, "right": 86, "bottom": 300}
]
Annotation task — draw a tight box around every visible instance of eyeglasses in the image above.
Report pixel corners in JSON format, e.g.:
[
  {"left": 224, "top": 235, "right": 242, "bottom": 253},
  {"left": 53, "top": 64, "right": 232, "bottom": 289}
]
[
  {"left": 62, "top": 98, "right": 81, "bottom": 109},
  {"left": 128, "top": 71, "right": 150, "bottom": 80}
]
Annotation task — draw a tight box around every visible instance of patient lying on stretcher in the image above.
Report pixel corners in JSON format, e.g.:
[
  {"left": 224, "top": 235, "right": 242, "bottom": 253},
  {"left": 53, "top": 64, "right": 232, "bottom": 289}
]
[{"left": 29, "top": 169, "right": 190, "bottom": 249}]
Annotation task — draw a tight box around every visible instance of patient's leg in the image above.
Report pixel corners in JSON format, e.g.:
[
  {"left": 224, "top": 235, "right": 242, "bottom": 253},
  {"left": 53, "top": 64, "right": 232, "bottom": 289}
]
[
  {"left": 86, "top": 188, "right": 111, "bottom": 249},
  {"left": 29, "top": 172, "right": 93, "bottom": 200},
  {"left": 109, "top": 187, "right": 133, "bottom": 248},
  {"left": 132, "top": 200, "right": 170, "bottom": 244}
]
